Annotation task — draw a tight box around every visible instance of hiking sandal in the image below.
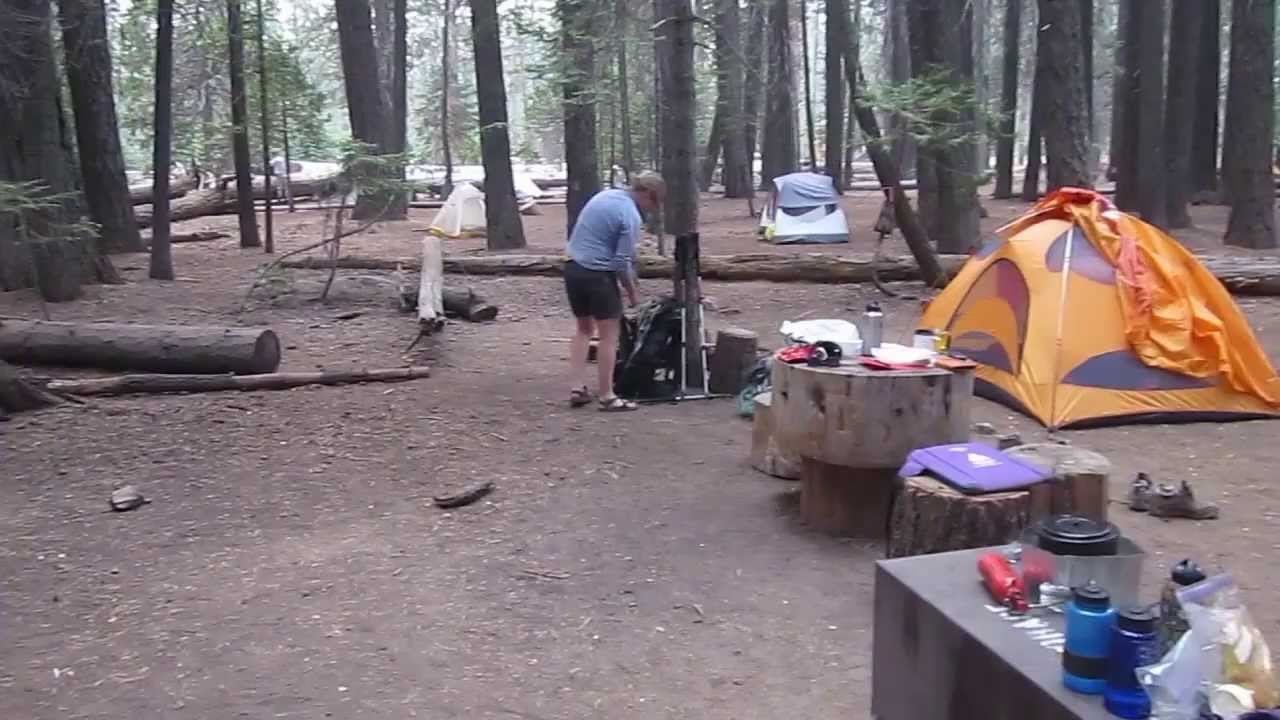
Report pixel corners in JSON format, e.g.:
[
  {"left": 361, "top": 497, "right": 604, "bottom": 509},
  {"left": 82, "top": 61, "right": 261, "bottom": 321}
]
[
  {"left": 570, "top": 386, "right": 593, "bottom": 408},
  {"left": 598, "top": 395, "right": 638, "bottom": 412}
]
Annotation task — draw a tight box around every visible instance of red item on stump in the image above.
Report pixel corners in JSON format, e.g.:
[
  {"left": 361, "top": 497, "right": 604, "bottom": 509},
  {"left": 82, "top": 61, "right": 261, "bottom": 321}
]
[{"left": 977, "top": 551, "right": 1028, "bottom": 612}]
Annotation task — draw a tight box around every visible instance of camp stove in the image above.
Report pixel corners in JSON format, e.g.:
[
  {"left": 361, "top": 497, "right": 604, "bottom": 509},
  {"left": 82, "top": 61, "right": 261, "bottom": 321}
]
[{"left": 1018, "top": 515, "right": 1147, "bottom": 607}]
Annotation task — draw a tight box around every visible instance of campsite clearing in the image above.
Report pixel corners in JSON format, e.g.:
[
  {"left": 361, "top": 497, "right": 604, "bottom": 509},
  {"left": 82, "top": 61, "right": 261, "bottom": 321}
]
[{"left": 2, "top": 194, "right": 1279, "bottom": 719}]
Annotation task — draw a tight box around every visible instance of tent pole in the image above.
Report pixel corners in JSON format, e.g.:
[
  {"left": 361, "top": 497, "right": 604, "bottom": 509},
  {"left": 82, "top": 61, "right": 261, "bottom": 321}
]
[{"left": 1047, "top": 225, "right": 1076, "bottom": 430}]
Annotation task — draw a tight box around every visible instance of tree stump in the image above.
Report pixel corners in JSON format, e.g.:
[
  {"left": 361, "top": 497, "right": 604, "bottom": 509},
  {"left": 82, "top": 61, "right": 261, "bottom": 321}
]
[
  {"left": 708, "top": 327, "right": 758, "bottom": 394},
  {"left": 28, "top": 237, "right": 85, "bottom": 302},
  {"left": 886, "top": 476, "right": 1033, "bottom": 558},
  {"left": 1004, "top": 443, "right": 1111, "bottom": 522},
  {"left": 0, "top": 360, "right": 60, "bottom": 415},
  {"left": 750, "top": 391, "right": 800, "bottom": 479},
  {"left": 772, "top": 361, "right": 974, "bottom": 537}
]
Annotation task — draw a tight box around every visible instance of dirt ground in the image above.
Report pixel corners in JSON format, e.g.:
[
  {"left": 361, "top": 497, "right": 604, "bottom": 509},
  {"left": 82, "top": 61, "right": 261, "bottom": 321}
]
[{"left": 3, "top": 193, "right": 1280, "bottom": 719}]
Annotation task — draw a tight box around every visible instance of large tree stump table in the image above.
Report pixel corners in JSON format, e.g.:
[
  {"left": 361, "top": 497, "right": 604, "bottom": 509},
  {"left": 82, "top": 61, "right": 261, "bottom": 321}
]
[{"left": 772, "top": 361, "right": 973, "bottom": 537}]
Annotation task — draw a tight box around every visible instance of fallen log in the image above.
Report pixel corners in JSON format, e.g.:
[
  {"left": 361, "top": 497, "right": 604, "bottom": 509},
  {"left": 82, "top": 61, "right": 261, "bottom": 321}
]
[
  {"left": 129, "top": 175, "right": 198, "bottom": 205},
  {"left": 442, "top": 287, "right": 499, "bottom": 321},
  {"left": 133, "top": 188, "right": 232, "bottom": 229},
  {"left": 277, "top": 251, "right": 1280, "bottom": 295},
  {"left": 45, "top": 366, "right": 431, "bottom": 397},
  {"left": 418, "top": 236, "right": 445, "bottom": 331},
  {"left": 0, "top": 319, "right": 281, "bottom": 375},
  {"left": 141, "top": 230, "right": 230, "bottom": 246}
]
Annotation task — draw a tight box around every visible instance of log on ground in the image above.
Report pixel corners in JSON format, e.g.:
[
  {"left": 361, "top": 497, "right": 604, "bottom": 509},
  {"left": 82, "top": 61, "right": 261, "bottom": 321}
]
[
  {"left": 1004, "top": 443, "right": 1111, "bottom": 522},
  {"left": 129, "top": 175, "right": 197, "bottom": 205},
  {"left": 442, "top": 287, "right": 498, "bottom": 321},
  {"left": 275, "top": 252, "right": 1280, "bottom": 296},
  {"left": 133, "top": 188, "right": 233, "bottom": 229},
  {"left": 0, "top": 319, "right": 281, "bottom": 375},
  {"left": 886, "top": 476, "right": 1033, "bottom": 558},
  {"left": 46, "top": 366, "right": 431, "bottom": 397},
  {"left": 141, "top": 230, "right": 230, "bottom": 246}
]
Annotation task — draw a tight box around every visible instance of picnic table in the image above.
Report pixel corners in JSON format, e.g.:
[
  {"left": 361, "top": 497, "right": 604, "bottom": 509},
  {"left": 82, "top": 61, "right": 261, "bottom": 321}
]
[{"left": 872, "top": 546, "right": 1113, "bottom": 720}]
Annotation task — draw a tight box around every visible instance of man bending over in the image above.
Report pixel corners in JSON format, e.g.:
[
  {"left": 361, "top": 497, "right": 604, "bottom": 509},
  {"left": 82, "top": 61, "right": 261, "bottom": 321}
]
[{"left": 564, "top": 172, "right": 667, "bottom": 411}]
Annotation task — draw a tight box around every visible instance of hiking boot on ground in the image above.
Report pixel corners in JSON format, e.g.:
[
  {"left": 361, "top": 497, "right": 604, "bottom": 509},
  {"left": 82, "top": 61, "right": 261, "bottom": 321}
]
[
  {"left": 1149, "top": 481, "right": 1220, "bottom": 521},
  {"left": 1127, "top": 472, "right": 1153, "bottom": 512}
]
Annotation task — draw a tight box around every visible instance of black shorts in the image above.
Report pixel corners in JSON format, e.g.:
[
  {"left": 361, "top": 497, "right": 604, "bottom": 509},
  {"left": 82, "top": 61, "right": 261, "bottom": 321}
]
[{"left": 564, "top": 260, "right": 622, "bottom": 320}]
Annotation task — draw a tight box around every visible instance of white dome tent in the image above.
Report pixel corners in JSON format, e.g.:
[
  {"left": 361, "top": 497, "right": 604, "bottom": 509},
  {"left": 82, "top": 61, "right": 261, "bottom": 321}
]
[
  {"left": 758, "top": 171, "right": 851, "bottom": 245},
  {"left": 428, "top": 183, "right": 487, "bottom": 239}
]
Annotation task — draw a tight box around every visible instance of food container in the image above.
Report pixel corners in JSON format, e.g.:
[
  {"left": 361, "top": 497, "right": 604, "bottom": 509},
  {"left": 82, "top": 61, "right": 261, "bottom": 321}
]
[
  {"left": 1020, "top": 515, "right": 1146, "bottom": 606},
  {"left": 913, "top": 329, "right": 938, "bottom": 350}
]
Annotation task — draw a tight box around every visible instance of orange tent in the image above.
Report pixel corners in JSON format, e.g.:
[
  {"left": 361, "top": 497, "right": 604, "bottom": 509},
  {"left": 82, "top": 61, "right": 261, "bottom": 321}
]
[{"left": 919, "top": 188, "right": 1280, "bottom": 429}]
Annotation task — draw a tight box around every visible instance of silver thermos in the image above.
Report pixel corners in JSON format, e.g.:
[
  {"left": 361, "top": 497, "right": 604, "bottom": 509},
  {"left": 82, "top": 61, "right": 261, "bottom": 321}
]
[{"left": 861, "top": 302, "right": 883, "bottom": 354}]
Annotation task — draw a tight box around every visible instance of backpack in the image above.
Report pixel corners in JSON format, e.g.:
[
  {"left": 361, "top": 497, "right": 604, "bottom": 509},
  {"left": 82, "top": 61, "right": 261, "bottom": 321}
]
[{"left": 614, "top": 296, "right": 684, "bottom": 400}]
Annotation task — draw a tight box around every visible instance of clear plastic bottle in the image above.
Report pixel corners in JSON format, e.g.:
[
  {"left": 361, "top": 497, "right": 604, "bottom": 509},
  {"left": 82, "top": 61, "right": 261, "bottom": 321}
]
[
  {"left": 1064, "top": 582, "right": 1115, "bottom": 695},
  {"left": 1104, "top": 607, "right": 1158, "bottom": 718},
  {"left": 861, "top": 302, "right": 883, "bottom": 355}
]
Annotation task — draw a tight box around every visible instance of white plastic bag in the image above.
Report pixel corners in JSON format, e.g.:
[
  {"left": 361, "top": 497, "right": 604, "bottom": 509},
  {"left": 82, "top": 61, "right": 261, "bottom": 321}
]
[{"left": 779, "top": 319, "right": 861, "bottom": 345}]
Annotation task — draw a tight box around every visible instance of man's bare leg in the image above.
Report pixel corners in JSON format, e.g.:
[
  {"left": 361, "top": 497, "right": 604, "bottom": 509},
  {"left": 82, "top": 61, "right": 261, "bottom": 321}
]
[
  {"left": 595, "top": 317, "right": 621, "bottom": 400},
  {"left": 569, "top": 316, "right": 594, "bottom": 396}
]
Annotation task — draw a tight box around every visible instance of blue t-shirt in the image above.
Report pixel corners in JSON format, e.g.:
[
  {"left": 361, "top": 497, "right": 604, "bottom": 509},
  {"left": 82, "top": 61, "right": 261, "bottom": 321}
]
[{"left": 566, "top": 189, "right": 641, "bottom": 277}]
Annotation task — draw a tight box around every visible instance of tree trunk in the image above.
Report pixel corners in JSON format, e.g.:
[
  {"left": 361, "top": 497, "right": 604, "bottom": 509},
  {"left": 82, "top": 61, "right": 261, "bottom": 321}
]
[
  {"left": 372, "top": 0, "right": 395, "bottom": 109},
  {"left": 1222, "top": 0, "right": 1277, "bottom": 249},
  {"left": 972, "top": 0, "right": 989, "bottom": 173},
  {"left": 1036, "top": 0, "right": 1091, "bottom": 190},
  {"left": 0, "top": 319, "right": 281, "bottom": 375},
  {"left": 657, "top": 0, "right": 699, "bottom": 235},
  {"left": 255, "top": 0, "right": 274, "bottom": 253},
  {"left": 336, "top": 0, "right": 398, "bottom": 221},
  {"left": 388, "top": 0, "right": 408, "bottom": 218},
  {"left": 1163, "top": 0, "right": 1202, "bottom": 228},
  {"left": 906, "top": 0, "right": 980, "bottom": 254},
  {"left": 1191, "top": 0, "right": 1220, "bottom": 196},
  {"left": 883, "top": 0, "right": 914, "bottom": 175},
  {"left": 47, "top": 367, "right": 431, "bottom": 398},
  {"left": 226, "top": 0, "right": 261, "bottom": 248},
  {"left": 470, "top": 0, "right": 527, "bottom": 248},
  {"left": 59, "top": 0, "right": 144, "bottom": 254},
  {"left": 1119, "top": 0, "right": 1166, "bottom": 228},
  {"left": 1079, "top": 0, "right": 1093, "bottom": 162},
  {"left": 742, "top": 0, "right": 767, "bottom": 188},
  {"left": 1106, "top": 0, "right": 1129, "bottom": 183},
  {"left": 149, "top": 0, "right": 176, "bottom": 280},
  {"left": 718, "top": 0, "right": 749, "bottom": 198},
  {"left": 798, "top": 0, "right": 817, "bottom": 168},
  {"left": 699, "top": 110, "right": 725, "bottom": 191},
  {"left": 440, "top": 0, "right": 454, "bottom": 196},
  {"left": 993, "top": 0, "right": 1021, "bottom": 198},
  {"left": 561, "top": 0, "right": 601, "bottom": 234},
  {"left": 617, "top": 0, "right": 634, "bottom": 179},
  {"left": 760, "top": 0, "right": 798, "bottom": 186},
  {"left": 824, "top": 0, "right": 848, "bottom": 191},
  {"left": 0, "top": 0, "right": 117, "bottom": 294},
  {"left": 1021, "top": 55, "right": 1043, "bottom": 202}
]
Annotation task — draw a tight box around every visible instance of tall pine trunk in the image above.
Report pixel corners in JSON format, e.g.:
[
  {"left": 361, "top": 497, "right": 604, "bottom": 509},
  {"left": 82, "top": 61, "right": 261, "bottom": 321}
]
[
  {"left": 798, "top": 0, "right": 817, "bottom": 167},
  {"left": 561, "top": 0, "right": 601, "bottom": 233},
  {"left": 59, "top": 0, "right": 143, "bottom": 254},
  {"left": 700, "top": 111, "right": 724, "bottom": 190},
  {"left": 1190, "top": 0, "right": 1220, "bottom": 196},
  {"left": 993, "top": 0, "right": 1021, "bottom": 198},
  {"left": 907, "top": 0, "right": 980, "bottom": 254},
  {"left": 1036, "top": 0, "right": 1090, "bottom": 190},
  {"left": 760, "top": 0, "right": 797, "bottom": 186},
  {"left": 227, "top": 0, "right": 261, "bottom": 247},
  {"left": 1022, "top": 21, "right": 1043, "bottom": 203},
  {"left": 1222, "top": 0, "right": 1276, "bottom": 249},
  {"left": 718, "top": 0, "right": 749, "bottom": 198},
  {"left": 440, "top": 0, "right": 454, "bottom": 195},
  {"left": 742, "top": 0, "right": 766, "bottom": 187},
  {"left": 1163, "top": 0, "right": 1202, "bottom": 228},
  {"left": 149, "top": 0, "right": 175, "bottom": 280},
  {"left": 255, "top": 0, "right": 274, "bottom": 253},
  {"left": 617, "top": 0, "right": 635, "bottom": 180},
  {"left": 389, "top": 0, "right": 408, "bottom": 216},
  {"left": 336, "top": 0, "right": 397, "bottom": 221},
  {"left": 824, "top": 0, "right": 848, "bottom": 190},
  {"left": 470, "top": 0, "right": 527, "bottom": 248},
  {"left": 883, "top": 0, "right": 914, "bottom": 175},
  {"left": 1118, "top": 0, "right": 1165, "bottom": 228},
  {"left": 1105, "top": 0, "right": 1129, "bottom": 182},
  {"left": 1079, "top": 0, "right": 1092, "bottom": 165},
  {"left": 657, "top": 0, "right": 699, "bottom": 235}
]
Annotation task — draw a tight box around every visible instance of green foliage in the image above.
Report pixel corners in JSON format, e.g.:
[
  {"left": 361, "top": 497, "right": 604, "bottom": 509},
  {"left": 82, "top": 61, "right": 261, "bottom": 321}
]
[
  {"left": 111, "top": 0, "right": 333, "bottom": 173},
  {"left": 0, "top": 180, "right": 98, "bottom": 242},
  {"left": 868, "top": 67, "right": 998, "bottom": 152}
]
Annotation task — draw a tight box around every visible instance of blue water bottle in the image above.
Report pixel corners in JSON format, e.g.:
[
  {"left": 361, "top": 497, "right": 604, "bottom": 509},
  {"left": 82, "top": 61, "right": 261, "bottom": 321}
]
[
  {"left": 1104, "top": 607, "right": 1158, "bottom": 719},
  {"left": 1064, "top": 582, "right": 1115, "bottom": 694}
]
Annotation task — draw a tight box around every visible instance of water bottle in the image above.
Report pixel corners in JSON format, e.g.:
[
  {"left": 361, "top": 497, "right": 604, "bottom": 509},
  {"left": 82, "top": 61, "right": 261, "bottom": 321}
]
[
  {"left": 1104, "top": 607, "right": 1158, "bottom": 719},
  {"left": 1064, "top": 582, "right": 1115, "bottom": 694},
  {"left": 861, "top": 302, "right": 883, "bottom": 355},
  {"left": 1158, "top": 559, "right": 1206, "bottom": 656}
]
